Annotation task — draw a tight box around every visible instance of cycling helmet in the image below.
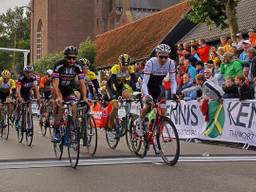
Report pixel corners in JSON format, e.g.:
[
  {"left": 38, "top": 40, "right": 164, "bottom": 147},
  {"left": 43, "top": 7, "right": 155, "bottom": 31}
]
[
  {"left": 155, "top": 44, "right": 171, "bottom": 54},
  {"left": 79, "top": 58, "right": 91, "bottom": 66},
  {"left": 118, "top": 54, "right": 131, "bottom": 65},
  {"left": 46, "top": 69, "right": 53, "bottom": 75},
  {"left": 1, "top": 69, "right": 11, "bottom": 78},
  {"left": 23, "top": 65, "right": 34, "bottom": 72},
  {"left": 63, "top": 45, "right": 78, "bottom": 56}
]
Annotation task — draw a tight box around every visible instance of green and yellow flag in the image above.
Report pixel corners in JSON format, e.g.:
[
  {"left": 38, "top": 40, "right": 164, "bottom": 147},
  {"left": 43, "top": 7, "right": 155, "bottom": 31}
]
[{"left": 204, "top": 101, "right": 225, "bottom": 138}]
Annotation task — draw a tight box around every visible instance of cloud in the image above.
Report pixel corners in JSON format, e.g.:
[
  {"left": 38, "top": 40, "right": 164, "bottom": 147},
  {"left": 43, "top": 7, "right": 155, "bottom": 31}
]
[{"left": 0, "top": 0, "right": 30, "bottom": 14}]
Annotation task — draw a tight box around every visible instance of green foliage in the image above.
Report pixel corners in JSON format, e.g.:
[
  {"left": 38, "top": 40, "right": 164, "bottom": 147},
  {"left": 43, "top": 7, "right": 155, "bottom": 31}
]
[
  {"left": 34, "top": 52, "right": 63, "bottom": 74},
  {"left": 187, "top": 0, "right": 240, "bottom": 29},
  {"left": 78, "top": 37, "right": 97, "bottom": 72},
  {"left": 0, "top": 6, "right": 31, "bottom": 73}
]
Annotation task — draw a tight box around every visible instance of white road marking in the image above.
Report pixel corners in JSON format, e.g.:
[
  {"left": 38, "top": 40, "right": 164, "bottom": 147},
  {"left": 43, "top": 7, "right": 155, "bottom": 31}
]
[{"left": 1, "top": 156, "right": 256, "bottom": 169}]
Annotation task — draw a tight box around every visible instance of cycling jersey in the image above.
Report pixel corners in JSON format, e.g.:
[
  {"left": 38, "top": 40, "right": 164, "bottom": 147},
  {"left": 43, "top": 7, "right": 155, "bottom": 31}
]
[
  {"left": 0, "top": 78, "right": 16, "bottom": 102},
  {"left": 85, "top": 70, "right": 101, "bottom": 100},
  {"left": 106, "top": 64, "right": 137, "bottom": 99},
  {"left": 17, "top": 75, "right": 37, "bottom": 101},
  {"left": 0, "top": 78, "right": 16, "bottom": 93},
  {"left": 53, "top": 59, "right": 84, "bottom": 97},
  {"left": 142, "top": 57, "right": 177, "bottom": 100},
  {"left": 39, "top": 76, "right": 53, "bottom": 100}
]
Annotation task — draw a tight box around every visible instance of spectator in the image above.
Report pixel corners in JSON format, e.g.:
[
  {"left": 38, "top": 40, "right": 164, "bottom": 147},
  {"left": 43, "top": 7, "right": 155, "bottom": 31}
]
[
  {"left": 234, "top": 33, "right": 244, "bottom": 51},
  {"left": 216, "top": 47, "right": 225, "bottom": 61},
  {"left": 223, "top": 77, "right": 239, "bottom": 98},
  {"left": 204, "top": 68, "right": 219, "bottom": 85},
  {"left": 190, "top": 39, "right": 198, "bottom": 46},
  {"left": 239, "top": 40, "right": 251, "bottom": 62},
  {"left": 196, "top": 61, "right": 204, "bottom": 75},
  {"left": 248, "top": 48, "right": 256, "bottom": 80},
  {"left": 205, "top": 60, "right": 215, "bottom": 70},
  {"left": 248, "top": 29, "right": 256, "bottom": 48},
  {"left": 178, "top": 73, "right": 197, "bottom": 101},
  {"left": 176, "top": 65, "right": 185, "bottom": 89},
  {"left": 230, "top": 46, "right": 240, "bottom": 60},
  {"left": 184, "top": 58, "right": 197, "bottom": 80},
  {"left": 182, "top": 74, "right": 224, "bottom": 101},
  {"left": 221, "top": 52, "right": 243, "bottom": 79},
  {"left": 191, "top": 45, "right": 201, "bottom": 62},
  {"left": 197, "top": 39, "right": 210, "bottom": 63},
  {"left": 213, "top": 57, "right": 225, "bottom": 87},
  {"left": 210, "top": 46, "right": 221, "bottom": 66},
  {"left": 220, "top": 36, "right": 232, "bottom": 53},
  {"left": 236, "top": 75, "right": 254, "bottom": 100}
]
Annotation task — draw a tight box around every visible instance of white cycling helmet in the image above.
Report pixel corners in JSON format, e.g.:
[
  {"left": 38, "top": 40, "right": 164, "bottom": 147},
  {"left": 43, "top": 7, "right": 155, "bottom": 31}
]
[
  {"left": 155, "top": 44, "right": 171, "bottom": 54},
  {"left": 23, "top": 65, "right": 34, "bottom": 72},
  {"left": 46, "top": 69, "right": 53, "bottom": 75}
]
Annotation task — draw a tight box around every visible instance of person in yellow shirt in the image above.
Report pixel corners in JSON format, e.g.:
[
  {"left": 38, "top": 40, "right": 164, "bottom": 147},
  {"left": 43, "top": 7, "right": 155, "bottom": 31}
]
[
  {"left": 220, "top": 36, "right": 232, "bottom": 53},
  {"left": 79, "top": 58, "right": 101, "bottom": 100},
  {"left": 0, "top": 69, "right": 16, "bottom": 117},
  {"left": 106, "top": 53, "right": 137, "bottom": 100}
]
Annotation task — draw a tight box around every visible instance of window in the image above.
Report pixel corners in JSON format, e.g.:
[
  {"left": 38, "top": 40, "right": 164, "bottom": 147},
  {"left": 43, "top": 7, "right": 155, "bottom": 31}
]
[{"left": 36, "top": 19, "right": 43, "bottom": 60}]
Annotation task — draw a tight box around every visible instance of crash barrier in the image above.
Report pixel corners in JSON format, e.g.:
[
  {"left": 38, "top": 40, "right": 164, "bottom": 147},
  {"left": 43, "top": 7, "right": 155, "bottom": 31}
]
[{"left": 166, "top": 99, "right": 256, "bottom": 147}]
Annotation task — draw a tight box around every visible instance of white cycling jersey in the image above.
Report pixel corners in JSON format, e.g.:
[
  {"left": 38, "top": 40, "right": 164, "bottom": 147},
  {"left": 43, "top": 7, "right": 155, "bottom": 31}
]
[{"left": 142, "top": 57, "right": 177, "bottom": 100}]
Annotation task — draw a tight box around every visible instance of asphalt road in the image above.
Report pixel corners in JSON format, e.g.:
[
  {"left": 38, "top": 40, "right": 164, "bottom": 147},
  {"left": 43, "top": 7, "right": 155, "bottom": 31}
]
[{"left": 1, "top": 119, "right": 256, "bottom": 192}]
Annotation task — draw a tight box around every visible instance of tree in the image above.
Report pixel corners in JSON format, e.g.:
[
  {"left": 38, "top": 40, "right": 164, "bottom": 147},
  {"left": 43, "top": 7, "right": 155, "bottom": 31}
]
[
  {"left": 0, "top": 6, "right": 31, "bottom": 73},
  {"left": 187, "top": 0, "right": 240, "bottom": 40},
  {"left": 78, "top": 37, "right": 97, "bottom": 73}
]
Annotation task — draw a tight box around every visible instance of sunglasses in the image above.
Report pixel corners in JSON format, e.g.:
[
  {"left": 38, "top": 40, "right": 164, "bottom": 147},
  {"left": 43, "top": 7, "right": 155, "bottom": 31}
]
[
  {"left": 159, "top": 55, "right": 168, "bottom": 60},
  {"left": 67, "top": 56, "right": 77, "bottom": 60},
  {"left": 121, "top": 63, "right": 129, "bottom": 66}
]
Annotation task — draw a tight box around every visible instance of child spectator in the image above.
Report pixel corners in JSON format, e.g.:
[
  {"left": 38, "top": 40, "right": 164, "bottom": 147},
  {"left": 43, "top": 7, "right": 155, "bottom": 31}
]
[
  {"left": 235, "top": 75, "right": 254, "bottom": 100},
  {"left": 196, "top": 61, "right": 204, "bottom": 75},
  {"left": 178, "top": 73, "right": 197, "bottom": 101},
  {"left": 223, "top": 77, "right": 239, "bottom": 98}
]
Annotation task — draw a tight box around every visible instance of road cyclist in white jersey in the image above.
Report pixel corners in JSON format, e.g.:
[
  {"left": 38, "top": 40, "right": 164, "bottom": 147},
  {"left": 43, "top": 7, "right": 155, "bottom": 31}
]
[{"left": 135, "top": 44, "right": 177, "bottom": 136}]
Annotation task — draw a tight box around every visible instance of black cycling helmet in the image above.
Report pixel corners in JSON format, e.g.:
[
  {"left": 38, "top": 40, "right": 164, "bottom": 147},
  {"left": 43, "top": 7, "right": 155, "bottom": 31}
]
[
  {"left": 63, "top": 46, "right": 78, "bottom": 56},
  {"left": 118, "top": 54, "right": 131, "bottom": 66}
]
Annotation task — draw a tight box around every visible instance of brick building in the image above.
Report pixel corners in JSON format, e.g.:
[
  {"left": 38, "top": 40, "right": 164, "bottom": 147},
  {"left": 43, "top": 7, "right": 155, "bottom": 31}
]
[{"left": 31, "top": 0, "right": 180, "bottom": 63}]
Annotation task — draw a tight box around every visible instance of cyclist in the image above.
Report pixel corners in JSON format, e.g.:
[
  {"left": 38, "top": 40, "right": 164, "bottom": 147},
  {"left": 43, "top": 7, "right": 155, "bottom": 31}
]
[
  {"left": 0, "top": 69, "right": 16, "bottom": 116},
  {"left": 17, "top": 66, "right": 40, "bottom": 102},
  {"left": 52, "top": 45, "right": 88, "bottom": 142},
  {"left": 15, "top": 66, "right": 40, "bottom": 132},
  {"left": 39, "top": 69, "right": 53, "bottom": 100},
  {"left": 136, "top": 44, "right": 177, "bottom": 135},
  {"left": 79, "top": 58, "right": 101, "bottom": 100}
]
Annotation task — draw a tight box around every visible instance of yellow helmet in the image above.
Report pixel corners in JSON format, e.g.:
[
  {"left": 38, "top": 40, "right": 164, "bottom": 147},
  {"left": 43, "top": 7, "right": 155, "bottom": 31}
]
[
  {"left": 118, "top": 54, "right": 131, "bottom": 66},
  {"left": 79, "top": 58, "right": 91, "bottom": 66},
  {"left": 1, "top": 69, "right": 11, "bottom": 78}
]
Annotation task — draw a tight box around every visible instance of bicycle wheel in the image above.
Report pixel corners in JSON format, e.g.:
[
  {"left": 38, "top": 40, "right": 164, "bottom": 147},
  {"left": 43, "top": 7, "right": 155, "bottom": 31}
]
[
  {"left": 67, "top": 117, "right": 80, "bottom": 168},
  {"left": 53, "top": 129, "right": 63, "bottom": 160},
  {"left": 39, "top": 115, "right": 47, "bottom": 136},
  {"left": 1, "top": 111, "right": 10, "bottom": 140},
  {"left": 125, "top": 115, "right": 137, "bottom": 152},
  {"left": 129, "top": 118, "right": 149, "bottom": 158},
  {"left": 83, "top": 115, "right": 97, "bottom": 157},
  {"left": 17, "top": 112, "right": 24, "bottom": 143},
  {"left": 47, "top": 112, "right": 54, "bottom": 136},
  {"left": 156, "top": 116, "right": 180, "bottom": 166},
  {"left": 26, "top": 111, "right": 34, "bottom": 146},
  {"left": 105, "top": 116, "right": 120, "bottom": 149}
]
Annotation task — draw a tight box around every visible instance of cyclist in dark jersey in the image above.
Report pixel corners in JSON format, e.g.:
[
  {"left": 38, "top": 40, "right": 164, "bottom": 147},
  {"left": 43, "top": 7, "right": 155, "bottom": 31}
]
[
  {"left": 52, "top": 45, "right": 88, "bottom": 142},
  {"left": 17, "top": 65, "right": 40, "bottom": 102}
]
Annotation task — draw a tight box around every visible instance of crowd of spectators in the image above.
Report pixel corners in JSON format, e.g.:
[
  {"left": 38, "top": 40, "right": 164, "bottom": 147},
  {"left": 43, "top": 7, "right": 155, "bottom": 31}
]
[{"left": 172, "top": 28, "right": 256, "bottom": 101}]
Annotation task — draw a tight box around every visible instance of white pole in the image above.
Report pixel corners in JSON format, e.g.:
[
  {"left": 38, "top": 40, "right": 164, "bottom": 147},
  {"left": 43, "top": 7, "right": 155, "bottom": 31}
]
[{"left": 24, "top": 51, "right": 29, "bottom": 67}]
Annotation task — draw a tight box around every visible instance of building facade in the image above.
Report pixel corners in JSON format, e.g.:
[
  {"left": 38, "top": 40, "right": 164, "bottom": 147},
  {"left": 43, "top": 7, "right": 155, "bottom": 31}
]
[{"left": 31, "top": 0, "right": 180, "bottom": 63}]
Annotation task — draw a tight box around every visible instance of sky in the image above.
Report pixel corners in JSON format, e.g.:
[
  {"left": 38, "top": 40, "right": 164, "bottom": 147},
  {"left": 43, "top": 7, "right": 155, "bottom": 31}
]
[{"left": 0, "top": 0, "right": 30, "bottom": 14}]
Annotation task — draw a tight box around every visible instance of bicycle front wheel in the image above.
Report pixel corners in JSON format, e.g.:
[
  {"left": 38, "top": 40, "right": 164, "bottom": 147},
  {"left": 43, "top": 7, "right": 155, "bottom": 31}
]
[
  {"left": 105, "top": 117, "right": 120, "bottom": 149},
  {"left": 67, "top": 117, "right": 80, "bottom": 168},
  {"left": 156, "top": 116, "right": 180, "bottom": 166},
  {"left": 26, "top": 112, "right": 34, "bottom": 146},
  {"left": 83, "top": 115, "right": 97, "bottom": 157},
  {"left": 1, "top": 111, "right": 10, "bottom": 140}
]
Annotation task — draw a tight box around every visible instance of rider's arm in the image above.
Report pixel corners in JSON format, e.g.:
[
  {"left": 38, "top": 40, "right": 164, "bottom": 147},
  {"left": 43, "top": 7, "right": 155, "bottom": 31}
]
[
  {"left": 77, "top": 68, "right": 88, "bottom": 101},
  {"left": 169, "top": 61, "right": 177, "bottom": 95},
  {"left": 141, "top": 61, "right": 152, "bottom": 96},
  {"left": 109, "top": 74, "right": 118, "bottom": 93},
  {"left": 10, "top": 79, "right": 16, "bottom": 95},
  {"left": 33, "top": 81, "right": 40, "bottom": 99},
  {"left": 16, "top": 80, "right": 22, "bottom": 99},
  {"left": 91, "top": 79, "right": 101, "bottom": 94},
  {"left": 52, "top": 68, "right": 62, "bottom": 100}
]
